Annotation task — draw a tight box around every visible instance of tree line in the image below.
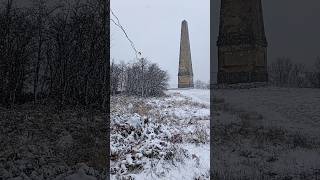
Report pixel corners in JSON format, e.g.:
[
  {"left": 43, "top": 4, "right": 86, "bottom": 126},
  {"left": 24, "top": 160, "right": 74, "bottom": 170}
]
[
  {"left": 110, "top": 58, "right": 169, "bottom": 97},
  {"left": 0, "top": 0, "right": 109, "bottom": 109},
  {"left": 268, "top": 57, "right": 320, "bottom": 88}
]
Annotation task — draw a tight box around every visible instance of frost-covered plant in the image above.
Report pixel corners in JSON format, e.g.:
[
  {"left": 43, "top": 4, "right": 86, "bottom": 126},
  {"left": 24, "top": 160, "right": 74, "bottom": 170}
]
[
  {"left": 191, "top": 125, "right": 209, "bottom": 144},
  {"left": 110, "top": 94, "right": 210, "bottom": 180}
]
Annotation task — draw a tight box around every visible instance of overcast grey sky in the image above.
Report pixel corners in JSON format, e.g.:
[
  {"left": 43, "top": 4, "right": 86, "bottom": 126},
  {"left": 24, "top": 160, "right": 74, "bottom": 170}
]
[
  {"left": 212, "top": 0, "right": 320, "bottom": 83},
  {"left": 263, "top": 0, "right": 320, "bottom": 67},
  {"left": 111, "top": 0, "right": 210, "bottom": 88}
]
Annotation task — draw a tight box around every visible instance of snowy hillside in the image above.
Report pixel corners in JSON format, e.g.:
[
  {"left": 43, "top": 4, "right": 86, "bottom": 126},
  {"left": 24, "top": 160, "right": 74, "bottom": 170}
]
[
  {"left": 213, "top": 87, "right": 320, "bottom": 179},
  {"left": 110, "top": 89, "right": 210, "bottom": 180}
]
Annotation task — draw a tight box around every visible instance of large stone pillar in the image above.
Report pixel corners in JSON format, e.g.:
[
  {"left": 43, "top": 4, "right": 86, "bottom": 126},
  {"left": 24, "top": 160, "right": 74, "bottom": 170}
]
[
  {"left": 178, "top": 20, "right": 194, "bottom": 88},
  {"left": 217, "top": 0, "right": 268, "bottom": 84}
]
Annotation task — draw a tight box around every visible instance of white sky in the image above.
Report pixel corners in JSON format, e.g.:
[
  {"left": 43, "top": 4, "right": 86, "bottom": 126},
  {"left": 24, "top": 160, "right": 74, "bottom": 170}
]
[{"left": 111, "top": 0, "right": 210, "bottom": 88}]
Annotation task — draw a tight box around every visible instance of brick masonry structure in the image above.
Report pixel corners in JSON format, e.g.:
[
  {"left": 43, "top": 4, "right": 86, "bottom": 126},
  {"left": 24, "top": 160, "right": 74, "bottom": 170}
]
[
  {"left": 217, "top": 0, "right": 268, "bottom": 84},
  {"left": 178, "top": 20, "right": 194, "bottom": 88}
]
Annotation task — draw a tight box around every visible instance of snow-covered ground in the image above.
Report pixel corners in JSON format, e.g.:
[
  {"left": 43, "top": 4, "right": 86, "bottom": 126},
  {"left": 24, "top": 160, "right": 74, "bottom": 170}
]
[
  {"left": 0, "top": 105, "right": 107, "bottom": 180},
  {"left": 213, "top": 87, "right": 320, "bottom": 179},
  {"left": 110, "top": 89, "right": 210, "bottom": 180},
  {"left": 214, "top": 87, "right": 320, "bottom": 138},
  {"left": 168, "top": 89, "right": 210, "bottom": 105}
]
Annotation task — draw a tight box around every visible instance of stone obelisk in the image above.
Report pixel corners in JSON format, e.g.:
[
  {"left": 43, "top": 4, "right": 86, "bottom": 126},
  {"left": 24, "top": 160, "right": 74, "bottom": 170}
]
[
  {"left": 217, "top": 0, "right": 268, "bottom": 84},
  {"left": 178, "top": 20, "right": 194, "bottom": 88}
]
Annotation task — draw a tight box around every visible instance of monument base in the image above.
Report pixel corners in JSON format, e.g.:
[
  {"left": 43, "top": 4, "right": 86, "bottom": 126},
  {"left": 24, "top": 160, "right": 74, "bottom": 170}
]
[
  {"left": 178, "top": 84, "right": 194, "bottom": 88},
  {"left": 218, "top": 71, "right": 268, "bottom": 84}
]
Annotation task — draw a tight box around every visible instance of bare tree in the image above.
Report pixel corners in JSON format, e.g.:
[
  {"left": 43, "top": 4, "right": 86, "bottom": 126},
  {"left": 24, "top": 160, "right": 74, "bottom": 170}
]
[
  {"left": 111, "top": 58, "right": 168, "bottom": 97},
  {"left": 268, "top": 57, "right": 293, "bottom": 86},
  {"left": 268, "top": 57, "right": 320, "bottom": 88},
  {"left": 288, "top": 63, "right": 306, "bottom": 87},
  {"left": 0, "top": 1, "right": 36, "bottom": 107},
  {"left": 312, "top": 57, "right": 320, "bottom": 87},
  {"left": 194, "top": 80, "right": 209, "bottom": 89},
  {"left": 0, "top": 0, "right": 110, "bottom": 109}
]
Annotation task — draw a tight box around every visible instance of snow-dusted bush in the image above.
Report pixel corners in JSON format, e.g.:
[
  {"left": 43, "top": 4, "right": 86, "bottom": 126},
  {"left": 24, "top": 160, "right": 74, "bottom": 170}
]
[
  {"left": 110, "top": 110, "right": 190, "bottom": 178},
  {"left": 110, "top": 58, "right": 169, "bottom": 97},
  {"left": 110, "top": 92, "right": 210, "bottom": 180},
  {"left": 194, "top": 80, "right": 209, "bottom": 89},
  {"left": 268, "top": 57, "right": 320, "bottom": 88}
]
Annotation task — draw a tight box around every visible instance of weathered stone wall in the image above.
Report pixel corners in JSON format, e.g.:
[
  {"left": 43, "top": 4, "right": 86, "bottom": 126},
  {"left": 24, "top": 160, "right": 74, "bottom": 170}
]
[
  {"left": 178, "top": 20, "right": 194, "bottom": 88},
  {"left": 218, "top": 45, "right": 267, "bottom": 72}
]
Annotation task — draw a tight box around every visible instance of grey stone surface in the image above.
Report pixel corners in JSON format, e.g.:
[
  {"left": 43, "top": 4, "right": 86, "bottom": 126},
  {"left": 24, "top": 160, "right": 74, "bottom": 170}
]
[
  {"left": 178, "top": 20, "right": 194, "bottom": 88},
  {"left": 217, "top": 0, "right": 268, "bottom": 84}
]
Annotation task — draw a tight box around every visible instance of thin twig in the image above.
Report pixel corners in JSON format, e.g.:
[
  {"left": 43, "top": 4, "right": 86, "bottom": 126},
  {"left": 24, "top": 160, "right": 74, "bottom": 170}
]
[{"left": 110, "top": 9, "right": 140, "bottom": 59}]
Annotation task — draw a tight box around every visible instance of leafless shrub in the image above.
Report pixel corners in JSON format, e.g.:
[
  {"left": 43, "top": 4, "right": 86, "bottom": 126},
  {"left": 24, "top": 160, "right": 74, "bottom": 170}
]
[
  {"left": 111, "top": 58, "right": 169, "bottom": 97},
  {"left": 194, "top": 80, "right": 209, "bottom": 89},
  {"left": 192, "top": 125, "right": 209, "bottom": 144},
  {"left": 170, "top": 134, "right": 183, "bottom": 144},
  {"left": 132, "top": 101, "right": 152, "bottom": 116},
  {"left": 268, "top": 57, "right": 320, "bottom": 88}
]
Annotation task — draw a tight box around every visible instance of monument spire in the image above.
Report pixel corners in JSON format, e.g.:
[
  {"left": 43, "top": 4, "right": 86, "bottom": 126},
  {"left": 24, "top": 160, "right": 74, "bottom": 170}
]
[
  {"left": 217, "top": 0, "right": 268, "bottom": 84},
  {"left": 178, "top": 20, "right": 194, "bottom": 88}
]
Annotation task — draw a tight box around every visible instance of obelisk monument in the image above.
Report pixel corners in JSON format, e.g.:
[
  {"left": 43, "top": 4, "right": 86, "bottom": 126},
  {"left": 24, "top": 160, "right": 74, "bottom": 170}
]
[
  {"left": 217, "top": 0, "right": 268, "bottom": 84},
  {"left": 178, "top": 20, "right": 194, "bottom": 88}
]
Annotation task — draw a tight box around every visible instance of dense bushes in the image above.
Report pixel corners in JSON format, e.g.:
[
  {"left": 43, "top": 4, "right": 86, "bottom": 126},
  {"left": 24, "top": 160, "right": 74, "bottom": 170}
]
[{"left": 110, "top": 58, "right": 169, "bottom": 97}]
